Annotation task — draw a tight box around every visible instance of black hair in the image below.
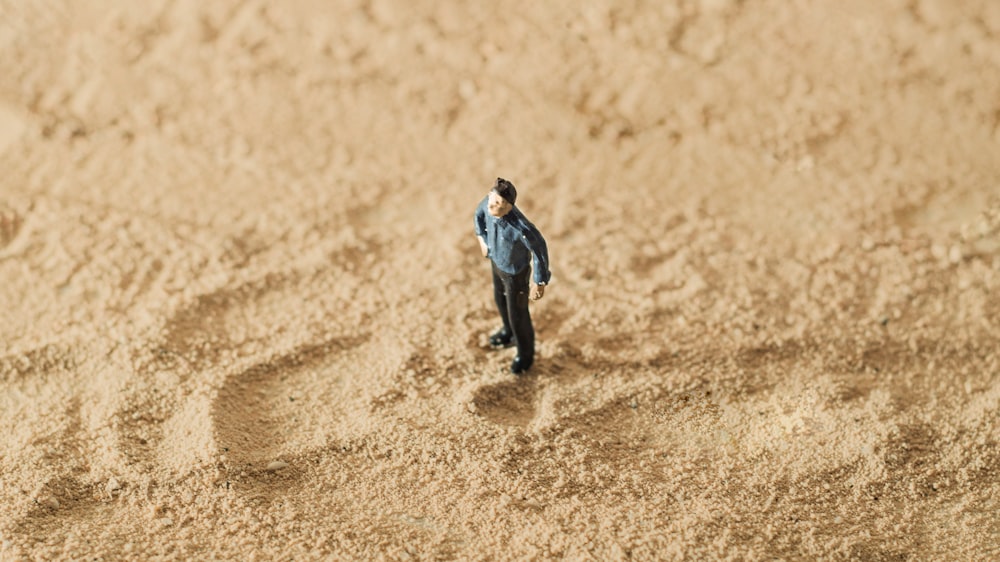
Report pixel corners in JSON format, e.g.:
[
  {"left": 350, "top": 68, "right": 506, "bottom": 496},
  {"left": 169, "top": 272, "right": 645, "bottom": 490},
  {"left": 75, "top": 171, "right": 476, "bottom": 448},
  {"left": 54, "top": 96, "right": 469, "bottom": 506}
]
[{"left": 492, "top": 177, "right": 517, "bottom": 205}]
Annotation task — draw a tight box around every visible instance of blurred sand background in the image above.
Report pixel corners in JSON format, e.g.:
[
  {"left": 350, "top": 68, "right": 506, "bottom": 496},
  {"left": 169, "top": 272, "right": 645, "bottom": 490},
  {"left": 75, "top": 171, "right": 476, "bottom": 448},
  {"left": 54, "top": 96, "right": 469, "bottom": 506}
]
[{"left": 1, "top": 0, "right": 999, "bottom": 559}]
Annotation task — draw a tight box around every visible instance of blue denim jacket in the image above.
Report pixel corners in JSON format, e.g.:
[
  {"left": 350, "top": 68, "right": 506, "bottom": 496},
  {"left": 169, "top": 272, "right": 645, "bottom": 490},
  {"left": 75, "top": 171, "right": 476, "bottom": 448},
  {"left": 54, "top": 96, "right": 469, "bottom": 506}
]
[{"left": 475, "top": 196, "right": 551, "bottom": 285}]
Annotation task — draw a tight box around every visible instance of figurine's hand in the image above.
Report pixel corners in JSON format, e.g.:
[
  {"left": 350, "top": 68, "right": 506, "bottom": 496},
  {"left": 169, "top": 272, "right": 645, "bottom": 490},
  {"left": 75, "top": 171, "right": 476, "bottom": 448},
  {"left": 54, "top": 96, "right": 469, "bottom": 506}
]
[
  {"left": 478, "top": 237, "right": 489, "bottom": 258},
  {"left": 530, "top": 284, "right": 545, "bottom": 301}
]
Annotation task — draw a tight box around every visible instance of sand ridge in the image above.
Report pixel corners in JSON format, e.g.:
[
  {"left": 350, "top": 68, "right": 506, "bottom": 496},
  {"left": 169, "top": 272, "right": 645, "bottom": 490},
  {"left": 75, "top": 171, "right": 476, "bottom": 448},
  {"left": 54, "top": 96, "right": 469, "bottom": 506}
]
[{"left": 2, "top": 0, "right": 1000, "bottom": 559}]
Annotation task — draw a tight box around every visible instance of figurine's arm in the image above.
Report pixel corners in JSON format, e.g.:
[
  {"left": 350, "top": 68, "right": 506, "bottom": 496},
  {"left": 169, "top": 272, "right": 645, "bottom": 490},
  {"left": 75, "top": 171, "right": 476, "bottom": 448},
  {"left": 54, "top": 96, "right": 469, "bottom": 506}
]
[
  {"left": 474, "top": 198, "right": 489, "bottom": 258},
  {"left": 521, "top": 224, "right": 551, "bottom": 299}
]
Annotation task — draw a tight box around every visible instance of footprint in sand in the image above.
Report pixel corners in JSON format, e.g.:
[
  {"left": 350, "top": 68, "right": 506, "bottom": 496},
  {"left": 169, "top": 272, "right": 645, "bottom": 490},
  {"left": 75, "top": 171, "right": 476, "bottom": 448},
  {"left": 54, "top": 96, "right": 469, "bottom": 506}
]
[
  {"left": 470, "top": 377, "right": 541, "bottom": 428},
  {"left": 468, "top": 352, "right": 614, "bottom": 430},
  {"left": 159, "top": 271, "right": 310, "bottom": 371},
  {"left": 0, "top": 343, "right": 114, "bottom": 528},
  {"left": 133, "top": 261, "right": 373, "bottom": 474},
  {"left": 210, "top": 335, "right": 374, "bottom": 469}
]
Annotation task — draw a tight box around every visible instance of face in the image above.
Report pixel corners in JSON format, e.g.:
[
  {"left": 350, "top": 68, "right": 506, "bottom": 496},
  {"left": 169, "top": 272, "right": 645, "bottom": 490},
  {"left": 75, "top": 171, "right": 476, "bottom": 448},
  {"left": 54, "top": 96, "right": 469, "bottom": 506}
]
[{"left": 487, "top": 190, "right": 512, "bottom": 217}]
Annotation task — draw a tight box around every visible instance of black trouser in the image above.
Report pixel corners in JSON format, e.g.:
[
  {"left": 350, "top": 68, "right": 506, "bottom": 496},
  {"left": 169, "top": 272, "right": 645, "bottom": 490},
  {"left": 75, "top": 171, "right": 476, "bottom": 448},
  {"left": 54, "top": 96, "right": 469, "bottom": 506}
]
[{"left": 492, "top": 262, "right": 534, "bottom": 362}]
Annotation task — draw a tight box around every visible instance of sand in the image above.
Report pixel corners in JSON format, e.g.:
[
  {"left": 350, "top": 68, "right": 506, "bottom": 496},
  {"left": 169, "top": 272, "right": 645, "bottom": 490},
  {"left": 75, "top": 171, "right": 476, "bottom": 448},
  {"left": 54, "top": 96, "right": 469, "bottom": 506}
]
[{"left": 1, "top": 0, "right": 999, "bottom": 559}]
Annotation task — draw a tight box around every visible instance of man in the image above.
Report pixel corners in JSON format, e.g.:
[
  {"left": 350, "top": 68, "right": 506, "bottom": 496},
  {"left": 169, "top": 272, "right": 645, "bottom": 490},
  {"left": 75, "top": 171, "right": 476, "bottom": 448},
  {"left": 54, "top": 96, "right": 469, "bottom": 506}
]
[{"left": 474, "top": 178, "right": 551, "bottom": 374}]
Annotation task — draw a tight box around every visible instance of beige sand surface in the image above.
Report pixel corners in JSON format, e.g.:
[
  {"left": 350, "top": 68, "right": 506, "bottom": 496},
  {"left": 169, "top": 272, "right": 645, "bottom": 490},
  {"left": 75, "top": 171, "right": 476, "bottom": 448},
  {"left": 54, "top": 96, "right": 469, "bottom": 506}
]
[{"left": 2, "top": 0, "right": 999, "bottom": 559}]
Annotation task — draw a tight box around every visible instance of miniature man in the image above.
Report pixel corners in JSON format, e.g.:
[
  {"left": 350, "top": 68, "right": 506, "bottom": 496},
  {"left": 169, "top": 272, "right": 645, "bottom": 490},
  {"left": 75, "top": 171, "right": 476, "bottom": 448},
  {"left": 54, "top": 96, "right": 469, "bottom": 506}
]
[{"left": 474, "top": 178, "right": 551, "bottom": 374}]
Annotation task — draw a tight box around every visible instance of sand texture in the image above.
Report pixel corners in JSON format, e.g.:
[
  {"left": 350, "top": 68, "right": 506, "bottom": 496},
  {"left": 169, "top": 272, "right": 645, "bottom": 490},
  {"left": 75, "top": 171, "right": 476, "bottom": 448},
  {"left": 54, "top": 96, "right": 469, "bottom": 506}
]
[{"left": 2, "top": 0, "right": 1000, "bottom": 559}]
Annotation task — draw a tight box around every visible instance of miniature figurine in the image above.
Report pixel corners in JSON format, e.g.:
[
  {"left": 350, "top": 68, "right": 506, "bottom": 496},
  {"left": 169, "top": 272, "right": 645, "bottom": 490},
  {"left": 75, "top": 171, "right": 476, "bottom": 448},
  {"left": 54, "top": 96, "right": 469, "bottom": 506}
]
[{"left": 474, "top": 178, "right": 551, "bottom": 374}]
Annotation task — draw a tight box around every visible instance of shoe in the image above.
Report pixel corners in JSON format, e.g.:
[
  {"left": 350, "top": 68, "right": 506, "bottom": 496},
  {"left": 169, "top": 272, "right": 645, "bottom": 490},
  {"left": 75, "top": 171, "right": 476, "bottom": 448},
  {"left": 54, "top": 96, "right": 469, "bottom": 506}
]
[
  {"left": 510, "top": 356, "right": 533, "bottom": 374},
  {"left": 489, "top": 329, "right": 514, "bottom": 348}
]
